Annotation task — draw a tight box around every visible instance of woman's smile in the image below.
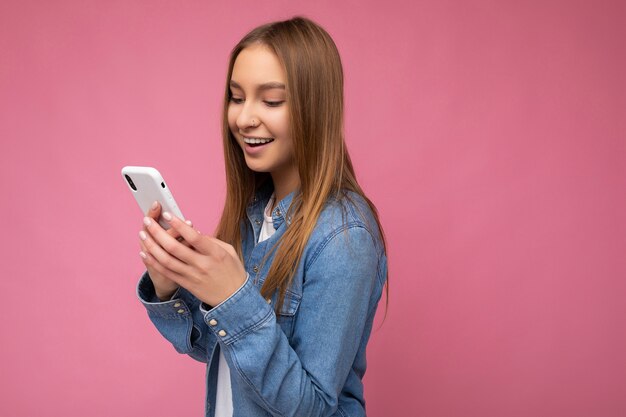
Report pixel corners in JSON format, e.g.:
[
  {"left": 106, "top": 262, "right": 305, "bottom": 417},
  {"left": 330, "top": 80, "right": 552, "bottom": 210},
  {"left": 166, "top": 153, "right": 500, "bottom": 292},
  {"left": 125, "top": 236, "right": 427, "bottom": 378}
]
[
  {"left": 241, "top": 135, "right": 276, "bottom": 155},
  {"left": 242, "top": 136, "right": 275, "bottom": 145}
]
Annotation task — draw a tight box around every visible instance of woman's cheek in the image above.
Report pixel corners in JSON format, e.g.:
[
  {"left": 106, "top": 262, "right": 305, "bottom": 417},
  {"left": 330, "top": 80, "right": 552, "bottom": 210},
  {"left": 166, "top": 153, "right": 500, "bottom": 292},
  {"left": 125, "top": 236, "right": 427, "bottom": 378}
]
[{"left": 267, "top": 109, "right": 290, "bottom": 138}]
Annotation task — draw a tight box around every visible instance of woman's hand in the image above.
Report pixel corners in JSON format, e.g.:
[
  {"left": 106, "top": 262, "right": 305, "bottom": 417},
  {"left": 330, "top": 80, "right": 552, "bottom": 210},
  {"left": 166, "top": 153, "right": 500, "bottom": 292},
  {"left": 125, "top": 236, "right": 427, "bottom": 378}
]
[
  {"left": 138, "top": 210, "right": 247, "bottom": 307},
  {"left": 138, "top": 202, "right": 190, "bottom": 301}
]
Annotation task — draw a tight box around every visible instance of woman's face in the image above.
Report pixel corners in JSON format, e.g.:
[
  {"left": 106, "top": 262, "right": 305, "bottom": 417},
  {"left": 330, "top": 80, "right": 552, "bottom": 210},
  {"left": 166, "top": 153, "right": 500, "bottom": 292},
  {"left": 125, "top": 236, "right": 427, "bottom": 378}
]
[{"left": 228, "top": 44, "right": 296, "bottom": 183}]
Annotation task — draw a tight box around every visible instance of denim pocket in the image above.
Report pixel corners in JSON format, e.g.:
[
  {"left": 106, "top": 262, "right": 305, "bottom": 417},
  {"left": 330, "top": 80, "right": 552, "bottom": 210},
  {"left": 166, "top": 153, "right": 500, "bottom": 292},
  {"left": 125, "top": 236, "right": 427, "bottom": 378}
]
[{"left": 275, "top": 291, "right": 301, "bottom": 339}]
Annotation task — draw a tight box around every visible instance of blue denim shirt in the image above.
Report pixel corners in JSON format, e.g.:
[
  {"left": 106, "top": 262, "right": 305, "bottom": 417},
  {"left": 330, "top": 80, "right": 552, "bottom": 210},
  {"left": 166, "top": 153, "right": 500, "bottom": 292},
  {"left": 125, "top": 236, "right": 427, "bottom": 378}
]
[{"left": 136, "top": 184, "right": 388, "bottom": 416}]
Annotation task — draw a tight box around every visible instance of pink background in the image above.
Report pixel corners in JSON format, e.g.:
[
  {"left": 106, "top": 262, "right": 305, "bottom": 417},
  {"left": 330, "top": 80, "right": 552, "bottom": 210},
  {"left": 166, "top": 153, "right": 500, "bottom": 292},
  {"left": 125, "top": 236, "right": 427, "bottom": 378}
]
[{"left": 1, "top": 1, "right": 624, "bottom": 416}]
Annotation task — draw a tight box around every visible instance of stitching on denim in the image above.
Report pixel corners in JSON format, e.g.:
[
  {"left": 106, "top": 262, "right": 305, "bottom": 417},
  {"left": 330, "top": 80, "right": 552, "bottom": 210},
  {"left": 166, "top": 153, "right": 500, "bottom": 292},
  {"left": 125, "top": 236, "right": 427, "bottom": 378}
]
[
  {"left": 223, "top": 306, "right": 274, "bottom": 346},
  {"left": 148, "top": 311, "right": 191, "bottom": 320},
  {"left": 306, "top": 223, "right": 376, "bottom": 269},
  {"left": 276, "top": 292, "right": 301, "bottom": 316},
  {"left": 307, "top": 222, "right": 358, "bottom": 267}
]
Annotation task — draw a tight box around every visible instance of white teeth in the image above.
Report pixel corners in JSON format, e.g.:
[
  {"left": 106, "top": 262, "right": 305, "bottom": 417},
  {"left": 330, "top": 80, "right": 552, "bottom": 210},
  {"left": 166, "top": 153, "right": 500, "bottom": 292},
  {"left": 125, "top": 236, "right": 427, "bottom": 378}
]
[{"left": 243, "top": 137, "right": 274, "bottom": 144}]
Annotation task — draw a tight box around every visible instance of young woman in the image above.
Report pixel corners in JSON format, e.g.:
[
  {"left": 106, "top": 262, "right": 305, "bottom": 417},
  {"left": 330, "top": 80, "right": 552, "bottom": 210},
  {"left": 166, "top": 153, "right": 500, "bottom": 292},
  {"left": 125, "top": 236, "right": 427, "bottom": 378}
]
[{"left": 136, "top": 16, "right": 388, "bottom": 417}]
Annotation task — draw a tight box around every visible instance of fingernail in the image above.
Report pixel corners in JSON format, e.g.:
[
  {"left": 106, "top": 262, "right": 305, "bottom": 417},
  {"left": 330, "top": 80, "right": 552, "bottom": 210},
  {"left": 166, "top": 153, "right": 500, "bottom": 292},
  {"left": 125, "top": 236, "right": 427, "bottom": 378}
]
[
  {"left": 139, "top": 251, "right": 147, "bottom": 259},
  {"left": 143, "top": 217, "right": 151, "bottom": 226},
  {"left": 151, "top": 201, "right": 158, "bottom": 210},
  {"left": 162, "top": 212, "right": 172, "bottom": 221},
  {"left": 185, "top": 220, "right": 192, "bottom": 226},
  {"left": 139, "top": 231, "right": 147, "bottom": 240}
]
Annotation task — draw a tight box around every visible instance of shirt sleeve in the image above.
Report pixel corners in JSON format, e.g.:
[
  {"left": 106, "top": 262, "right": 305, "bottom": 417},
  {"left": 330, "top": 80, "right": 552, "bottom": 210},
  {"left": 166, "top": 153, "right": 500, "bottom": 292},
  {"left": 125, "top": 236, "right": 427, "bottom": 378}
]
[
  {"left": 199, "top": 225, "right": 384, "bottom": 416},
  {"left": 136, "top": 271, "right": 212, "bottom": 363}
]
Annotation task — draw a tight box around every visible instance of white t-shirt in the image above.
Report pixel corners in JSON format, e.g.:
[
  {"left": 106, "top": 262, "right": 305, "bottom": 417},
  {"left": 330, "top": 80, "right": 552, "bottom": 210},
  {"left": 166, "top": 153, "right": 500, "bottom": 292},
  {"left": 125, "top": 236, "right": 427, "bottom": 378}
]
[{"left": 215, "top": 193, "right": 276, "bottom": 417}]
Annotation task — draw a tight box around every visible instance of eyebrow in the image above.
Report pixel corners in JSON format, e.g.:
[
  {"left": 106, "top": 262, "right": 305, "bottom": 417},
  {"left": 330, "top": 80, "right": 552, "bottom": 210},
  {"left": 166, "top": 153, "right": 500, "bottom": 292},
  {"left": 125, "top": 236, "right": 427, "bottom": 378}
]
[{"left": 229, "top": 80, "right": 286, "bottom": 92}]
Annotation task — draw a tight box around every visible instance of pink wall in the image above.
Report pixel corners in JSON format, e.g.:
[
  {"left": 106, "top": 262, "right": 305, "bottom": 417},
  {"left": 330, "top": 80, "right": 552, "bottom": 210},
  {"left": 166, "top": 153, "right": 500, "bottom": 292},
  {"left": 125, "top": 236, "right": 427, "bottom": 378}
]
[{"left": 1, "top": 1, "right": 624, "bottom": 416}]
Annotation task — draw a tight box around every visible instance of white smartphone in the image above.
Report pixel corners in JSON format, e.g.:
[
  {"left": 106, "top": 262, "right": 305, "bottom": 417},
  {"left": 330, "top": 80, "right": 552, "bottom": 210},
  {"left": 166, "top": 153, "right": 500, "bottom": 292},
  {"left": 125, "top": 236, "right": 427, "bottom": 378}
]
[{"left": 121, "top": 166, "right": 185, "bottom": 229}]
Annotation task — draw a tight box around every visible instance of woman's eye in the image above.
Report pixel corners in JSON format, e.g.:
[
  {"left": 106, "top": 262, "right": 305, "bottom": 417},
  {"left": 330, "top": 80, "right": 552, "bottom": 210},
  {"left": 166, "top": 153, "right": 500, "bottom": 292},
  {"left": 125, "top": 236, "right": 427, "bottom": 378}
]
[
  {"left": 229, "top": 97, "right": 244, "bottom": 104},
  {"left": 264, "top": 101, "right": 284, "bottom": 107}
]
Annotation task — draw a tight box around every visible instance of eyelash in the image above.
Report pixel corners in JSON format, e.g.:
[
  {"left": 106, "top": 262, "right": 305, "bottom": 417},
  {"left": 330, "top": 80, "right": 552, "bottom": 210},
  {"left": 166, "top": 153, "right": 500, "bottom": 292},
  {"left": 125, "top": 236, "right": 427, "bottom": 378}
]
[{"left": 228, "top": 97, "right": 284, "bottom": 107}]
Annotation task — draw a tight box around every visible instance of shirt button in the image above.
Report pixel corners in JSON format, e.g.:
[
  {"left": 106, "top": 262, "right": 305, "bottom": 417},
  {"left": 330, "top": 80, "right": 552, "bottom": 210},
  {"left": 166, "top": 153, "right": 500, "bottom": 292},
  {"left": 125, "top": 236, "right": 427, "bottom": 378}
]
[
  {"left": 253, "top": 265, "right": 259, "bottom": 273},
  {"left": 255, "top": 219, "right": 261, "bottom": 225},
  {"left": 266, "top": 298, "right": 272, "bottom": 304},
  {"left": 218, "top": 330, "right": 227, "bottom": 337},
  {"left": 209, "top": 319, "right": 217, "bottom": 326},
  {"left": 177, "top": 309, "right": 185, "bottom": 314},
  {"left": 174, "top": 302, "right": 181, "bottom": 308},
  {"left": 275, "top": 208, "right": 281, "bottom": 216}
]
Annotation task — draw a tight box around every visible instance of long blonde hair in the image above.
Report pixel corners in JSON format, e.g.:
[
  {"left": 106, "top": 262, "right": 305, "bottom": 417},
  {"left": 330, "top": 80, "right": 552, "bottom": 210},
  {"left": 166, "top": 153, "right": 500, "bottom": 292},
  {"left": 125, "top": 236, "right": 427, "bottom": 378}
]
[{"left": 215, "top": 16, "right": 388, "bottom": 313}]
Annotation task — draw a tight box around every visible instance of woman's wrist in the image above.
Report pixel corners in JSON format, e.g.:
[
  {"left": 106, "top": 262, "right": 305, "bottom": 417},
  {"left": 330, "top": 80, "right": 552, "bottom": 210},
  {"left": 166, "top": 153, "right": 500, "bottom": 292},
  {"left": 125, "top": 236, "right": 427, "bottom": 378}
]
[{"left": 155, "top": 286, "right": 179, "bottom": 301}]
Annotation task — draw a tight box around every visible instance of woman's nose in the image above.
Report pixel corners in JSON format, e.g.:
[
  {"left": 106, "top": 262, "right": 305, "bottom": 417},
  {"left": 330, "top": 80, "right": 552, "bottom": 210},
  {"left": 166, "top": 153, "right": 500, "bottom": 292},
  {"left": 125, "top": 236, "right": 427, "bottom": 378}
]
[{"left": 236, "top": 102, "right": 259, "bottom": 130}]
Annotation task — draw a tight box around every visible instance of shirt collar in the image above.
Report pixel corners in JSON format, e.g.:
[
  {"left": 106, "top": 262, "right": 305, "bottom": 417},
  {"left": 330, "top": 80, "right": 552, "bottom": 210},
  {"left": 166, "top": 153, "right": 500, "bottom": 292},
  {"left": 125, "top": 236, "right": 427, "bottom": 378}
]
[{"left": 250, "top": 181, "right": 298, "bottom": 229}]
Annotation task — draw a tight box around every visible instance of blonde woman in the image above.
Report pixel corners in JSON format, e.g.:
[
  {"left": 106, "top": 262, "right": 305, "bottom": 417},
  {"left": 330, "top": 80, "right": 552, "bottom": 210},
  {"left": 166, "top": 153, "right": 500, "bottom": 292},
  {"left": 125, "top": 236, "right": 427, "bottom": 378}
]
[{"left": 136, "top": 16, "right": 388, "bottom": 417}]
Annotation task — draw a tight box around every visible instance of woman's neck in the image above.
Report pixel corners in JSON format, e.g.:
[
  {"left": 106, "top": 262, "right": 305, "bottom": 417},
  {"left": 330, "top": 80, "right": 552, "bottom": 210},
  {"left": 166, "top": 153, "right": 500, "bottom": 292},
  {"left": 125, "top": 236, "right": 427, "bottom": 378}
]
[{"left": 271, "top": 169, "right": 300, "bottom": 209}]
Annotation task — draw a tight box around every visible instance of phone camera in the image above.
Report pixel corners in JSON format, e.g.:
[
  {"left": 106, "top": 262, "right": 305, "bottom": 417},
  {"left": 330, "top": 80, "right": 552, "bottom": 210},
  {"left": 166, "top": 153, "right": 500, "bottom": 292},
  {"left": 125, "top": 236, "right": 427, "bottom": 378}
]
[
  {"left": 161, "top": 182, "right": 165, "bottom": 188},
  {"left": 125, "top": 174, "right": 137, "bottom": 191}
]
